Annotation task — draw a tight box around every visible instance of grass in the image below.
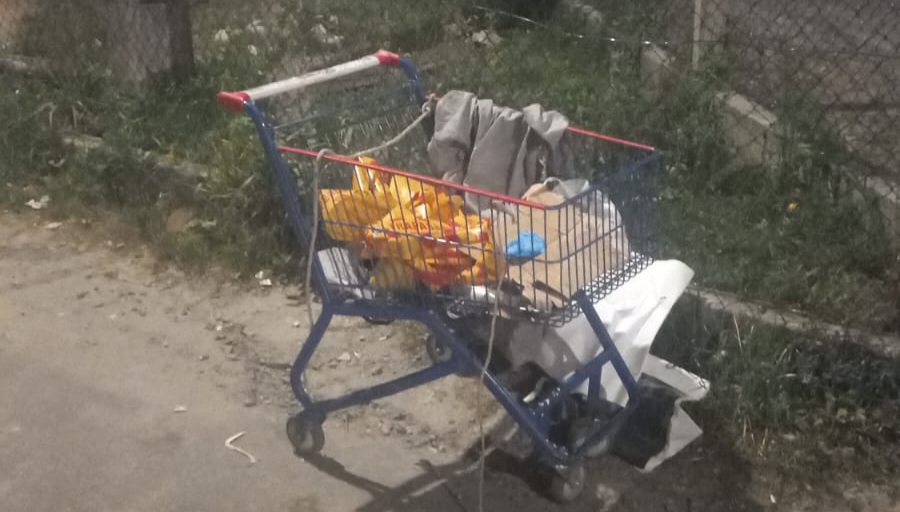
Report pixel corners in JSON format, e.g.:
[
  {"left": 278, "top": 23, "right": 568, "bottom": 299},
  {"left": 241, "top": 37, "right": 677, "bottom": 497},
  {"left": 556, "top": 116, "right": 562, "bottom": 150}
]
[
  {"left": 0, "top": 68, "right": 297, "bottom": 276},
  {"left": 660, "top": 146, "right": 896, "bottom": 331},
  {"left": 15, "top": 1, "right": 892, "bottom": 322},
  {"left": 2, "top": 0, "right": 899, "bottom": 482},
  {"left": 416, "top": 15, "right": 897, "bottom": 332},
  {"left": 656, "top": 296, "right": 900, "bottom": 480}
]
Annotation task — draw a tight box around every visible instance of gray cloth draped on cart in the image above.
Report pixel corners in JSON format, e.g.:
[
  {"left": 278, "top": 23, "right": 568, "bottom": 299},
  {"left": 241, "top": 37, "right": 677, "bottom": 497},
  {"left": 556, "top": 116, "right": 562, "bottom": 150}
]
[{"left": 427, "top": 90, "right": 575, "bottom": 210}]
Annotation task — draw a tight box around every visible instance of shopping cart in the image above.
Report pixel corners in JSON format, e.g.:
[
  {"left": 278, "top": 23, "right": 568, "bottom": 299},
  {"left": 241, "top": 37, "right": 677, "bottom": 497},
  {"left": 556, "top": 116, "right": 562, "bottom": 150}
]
[{"left": 217, "top": 50, "right": 662, "bottom": 502}]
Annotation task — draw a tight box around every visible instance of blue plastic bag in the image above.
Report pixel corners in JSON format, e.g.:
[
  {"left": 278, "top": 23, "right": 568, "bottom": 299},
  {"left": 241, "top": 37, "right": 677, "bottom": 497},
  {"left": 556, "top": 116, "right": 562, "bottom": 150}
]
[{"left": 505, "top": 232, "right": 546, "bottom": 261}]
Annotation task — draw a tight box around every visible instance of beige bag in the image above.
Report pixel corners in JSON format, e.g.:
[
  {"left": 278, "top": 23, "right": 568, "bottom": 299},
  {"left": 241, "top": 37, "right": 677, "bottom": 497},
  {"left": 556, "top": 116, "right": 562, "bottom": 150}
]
[{"left": 495, "top": 181, "right": 631, "bottom": 311}]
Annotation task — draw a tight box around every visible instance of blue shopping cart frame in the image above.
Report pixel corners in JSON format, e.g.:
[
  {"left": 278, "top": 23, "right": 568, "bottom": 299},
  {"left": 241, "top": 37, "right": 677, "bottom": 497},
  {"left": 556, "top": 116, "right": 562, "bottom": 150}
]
[{"left": 218, "top": 50, "right": 662, "bottom": 468}]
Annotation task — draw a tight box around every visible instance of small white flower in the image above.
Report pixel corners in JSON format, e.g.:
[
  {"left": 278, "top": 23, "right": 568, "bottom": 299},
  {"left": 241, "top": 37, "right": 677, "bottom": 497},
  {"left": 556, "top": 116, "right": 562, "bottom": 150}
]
[
  {"left": 247, "top": 20, "right": 267, "bottom": 35},
  {"left": 214, "top": 29, "right": 230, "bottom": 44},
  {"left": 248, "top": 45, "right": 258, "bottom": 56}
]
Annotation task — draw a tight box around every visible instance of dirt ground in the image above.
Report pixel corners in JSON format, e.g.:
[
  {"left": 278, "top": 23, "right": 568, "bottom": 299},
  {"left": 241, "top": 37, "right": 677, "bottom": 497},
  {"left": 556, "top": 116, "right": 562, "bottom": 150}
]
[{"left": 2, "top": 210, "right": 898, "bottom": 512}]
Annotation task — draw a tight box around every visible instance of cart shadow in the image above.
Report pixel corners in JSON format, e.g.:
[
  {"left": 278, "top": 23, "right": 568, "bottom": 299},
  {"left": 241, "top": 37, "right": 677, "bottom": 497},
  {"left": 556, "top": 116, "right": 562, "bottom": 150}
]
[{"left": 300, "top": 435, "right": 766, "bottom": 512}]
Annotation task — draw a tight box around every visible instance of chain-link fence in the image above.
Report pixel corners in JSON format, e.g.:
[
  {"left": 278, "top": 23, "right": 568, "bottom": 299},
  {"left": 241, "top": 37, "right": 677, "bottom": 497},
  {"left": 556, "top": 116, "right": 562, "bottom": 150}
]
[
  {"left": 2, "top": 0, "right": 900, "bottom": 479},
  {"left": 1, "top": 0, "right": 898, "bottom": 333}
]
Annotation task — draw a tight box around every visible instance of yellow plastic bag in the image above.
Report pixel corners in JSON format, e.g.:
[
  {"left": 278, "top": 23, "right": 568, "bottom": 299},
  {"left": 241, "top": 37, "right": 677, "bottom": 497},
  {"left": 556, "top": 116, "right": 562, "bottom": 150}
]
[
  {"left": 352, "top": 156, "right": 391, "bottom": 194},
  {"left": 319, "top": 189, "right": 389, "bottom": 243},
  {"left": 321, "top": 156, "right": 506, "bottom": 290},
  {"left": 366, "top": 214, "right": 506, "bottom": 289},
  {"left": 319, "top": 157, "right": 394, "bottom": 243},
  {"left": 388, "top": 175, "right": 439, "bottom": 209},
  {"left": 461, "top": 245, "right": 506, "bottom": 285},
  {"left": 363, "top": 189, "right": 458, "bottom": 260},
  {"left": 369, "top": 258, "right": 418, "bottom": 291},
  {"left": 426, "top": 190, "right": 465, "bottom": 223}
]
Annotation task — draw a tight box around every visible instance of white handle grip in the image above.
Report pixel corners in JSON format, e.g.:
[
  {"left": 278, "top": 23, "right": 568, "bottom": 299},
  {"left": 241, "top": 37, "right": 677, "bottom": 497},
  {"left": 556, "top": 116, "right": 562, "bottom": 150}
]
[{"left": 217, "top": 50, "right": 401, "bottom": 111}]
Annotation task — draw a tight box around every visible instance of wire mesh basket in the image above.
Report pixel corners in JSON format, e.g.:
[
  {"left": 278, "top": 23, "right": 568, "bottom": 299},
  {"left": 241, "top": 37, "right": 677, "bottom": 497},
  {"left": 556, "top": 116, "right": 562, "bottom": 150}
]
[{"left": 237, "top": 54, "right": 659, "bottom": 327}]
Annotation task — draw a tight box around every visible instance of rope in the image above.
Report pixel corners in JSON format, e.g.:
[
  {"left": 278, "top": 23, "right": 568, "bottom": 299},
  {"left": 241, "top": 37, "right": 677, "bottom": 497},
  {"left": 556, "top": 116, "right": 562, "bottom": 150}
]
[
  {"left": 306, "top": 148, "right": 332, "bottom": 326},
  {"left": 476, "top": 274, "right": 506, "bottom": 512},
  {"left": 354, "top": 99, "right": 435, "bottom": 158}
]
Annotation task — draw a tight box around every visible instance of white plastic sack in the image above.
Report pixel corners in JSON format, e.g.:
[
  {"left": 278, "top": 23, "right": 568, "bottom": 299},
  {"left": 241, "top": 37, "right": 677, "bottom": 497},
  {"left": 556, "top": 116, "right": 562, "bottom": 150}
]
[
  {"left": 507, "top": 260, "right": 694, "bottom": 393},
  {"left": 506, "top": 260, "right": 708, "bottom": 469},
  {"left": 639, "top": 355, "right": 709, "bottom": 471}
]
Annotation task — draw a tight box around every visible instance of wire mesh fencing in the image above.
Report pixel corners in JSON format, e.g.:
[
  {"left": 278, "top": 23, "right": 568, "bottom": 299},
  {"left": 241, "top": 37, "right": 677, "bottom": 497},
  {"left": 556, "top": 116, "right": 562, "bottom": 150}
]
[{"left": 1, "top": 0, "right": 898, "bottom": 334}]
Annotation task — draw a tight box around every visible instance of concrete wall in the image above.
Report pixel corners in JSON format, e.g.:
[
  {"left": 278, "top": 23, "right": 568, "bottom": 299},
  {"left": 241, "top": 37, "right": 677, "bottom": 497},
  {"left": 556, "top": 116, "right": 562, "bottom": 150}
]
[
  {"left": 639, "top": 43, "right": 900, "bottom": 248},
  {"left": 716, "top": 92, "right": 781, "bottom": 168},
  {"left": 640, "top": 44, "right": 783, "bottom": 168}
]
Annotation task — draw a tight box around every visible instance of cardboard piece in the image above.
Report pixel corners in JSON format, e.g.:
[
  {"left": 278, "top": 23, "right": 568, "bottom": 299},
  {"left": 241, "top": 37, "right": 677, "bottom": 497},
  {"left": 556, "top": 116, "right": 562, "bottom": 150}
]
[{"left": 493, "top": 182, "right": 630, "bottom": 311}]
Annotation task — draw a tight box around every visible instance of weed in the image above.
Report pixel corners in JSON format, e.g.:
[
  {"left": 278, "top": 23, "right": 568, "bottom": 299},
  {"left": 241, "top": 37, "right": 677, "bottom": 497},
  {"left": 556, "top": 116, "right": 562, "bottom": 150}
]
[
  {"left": 656, "top": 296, "right": 900, "bottom": 479},
  {"left": 4, "top": 0, "right": 895, "bottom": 318},
  {"left": 2, "top": 0, "right": 898, "bottom": 484}
]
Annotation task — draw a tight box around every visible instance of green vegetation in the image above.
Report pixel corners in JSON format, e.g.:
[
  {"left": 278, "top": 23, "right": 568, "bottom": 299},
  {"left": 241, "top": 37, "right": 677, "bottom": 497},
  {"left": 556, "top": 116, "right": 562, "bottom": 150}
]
[
  {"left": 657, "top": 297, "right": 900, "bottom": 479},
  {"left": 1, "top": 0, "right": 898, "bottom": 481}
]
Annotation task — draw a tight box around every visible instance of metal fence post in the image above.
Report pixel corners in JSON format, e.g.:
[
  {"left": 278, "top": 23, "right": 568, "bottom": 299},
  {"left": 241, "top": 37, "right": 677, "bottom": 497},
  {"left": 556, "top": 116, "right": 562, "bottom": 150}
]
[
  {"left": 692, "top": 0, "right": 727, "bottom": 70},
  {"left": 142, "top": 0, "right": 195, "bottom": 81}
]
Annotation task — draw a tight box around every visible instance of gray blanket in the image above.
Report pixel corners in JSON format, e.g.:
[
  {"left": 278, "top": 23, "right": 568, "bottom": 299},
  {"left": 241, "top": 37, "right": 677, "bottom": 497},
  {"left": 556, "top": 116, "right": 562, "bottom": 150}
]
[{"left": 427, "top": 91, "right": 574, "bottom": 210}]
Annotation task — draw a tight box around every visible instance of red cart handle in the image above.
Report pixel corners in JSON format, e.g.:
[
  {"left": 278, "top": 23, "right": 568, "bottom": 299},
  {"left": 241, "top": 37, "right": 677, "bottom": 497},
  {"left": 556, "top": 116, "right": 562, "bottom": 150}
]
[{"left": 217, "top": 50, "right": 401, "bottom": 111}]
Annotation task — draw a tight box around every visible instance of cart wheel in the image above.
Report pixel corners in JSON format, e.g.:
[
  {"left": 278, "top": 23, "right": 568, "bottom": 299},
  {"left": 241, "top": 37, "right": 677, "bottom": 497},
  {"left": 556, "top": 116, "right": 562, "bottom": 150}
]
[
  {"left": 363, "top": 317, "right": 394, "bottom": 325},
  {"left": 568, "top": 416, "right": 613, "bottom": 458},
  {"left": 425, "top": 334, "right": 453, "bottom": 364},
  {"left": 550, "top": 463, "right": 587, "bottom": 504},
  {"left": 426, "top": 335, "right": 481, "bottom": 377},
  {"left": 286, "top": 414, "right": 325, "bottom": 455}
]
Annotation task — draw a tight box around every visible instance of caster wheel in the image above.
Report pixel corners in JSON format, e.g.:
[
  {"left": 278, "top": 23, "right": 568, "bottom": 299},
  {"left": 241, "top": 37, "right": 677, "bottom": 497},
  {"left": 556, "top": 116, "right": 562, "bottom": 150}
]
[
  {"left": 286, "top": 414, "right": 325, "bottom": 455},
  {"left": 363, "top": 316, "right": 394, "bottom": 325},
  {"left": 426, "top": 335, "right": 481, "bottom": 377},
  {"left": 425, "top": 334, "right": 453, "bottom": 364},
  {"left": 550, "top": 463, "right": 587, "bottom": 504},
  {"left": 568, "top": 416, "right": 613, "bottom": 458}
]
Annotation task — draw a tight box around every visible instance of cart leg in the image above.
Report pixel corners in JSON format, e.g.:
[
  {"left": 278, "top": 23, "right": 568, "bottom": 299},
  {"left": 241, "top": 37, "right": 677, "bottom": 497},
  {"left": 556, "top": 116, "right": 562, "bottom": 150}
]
[
  {"left": 304, "top": 362, "right": 459, "bottom": 415},
  {"left": 468, "top": 292, "right": 643, "bottom": 466},
  {"left": 574, "top": 291, "right": 638, "bottom": 399},
  {"left": 286, "top": 360, "right": 458, "bottom": 455},
  {"left": 586, "top": 374, "right": 603, "bottom": 414},
  {"left": 290, "top": 310, "right": 334, "bottom": 408},
  {"left": 422, "top": 317, "right": 573, "bottom": 463},
  {"left": 557, "top": 292, "right": 643, "bottom": 458}
]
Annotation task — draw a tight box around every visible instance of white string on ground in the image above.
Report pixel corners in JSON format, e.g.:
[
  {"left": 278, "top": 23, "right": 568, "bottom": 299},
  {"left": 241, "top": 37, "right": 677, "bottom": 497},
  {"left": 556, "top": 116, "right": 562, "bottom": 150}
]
[{"left": 225, "top": 431, "right": 257, "bottom": 465}]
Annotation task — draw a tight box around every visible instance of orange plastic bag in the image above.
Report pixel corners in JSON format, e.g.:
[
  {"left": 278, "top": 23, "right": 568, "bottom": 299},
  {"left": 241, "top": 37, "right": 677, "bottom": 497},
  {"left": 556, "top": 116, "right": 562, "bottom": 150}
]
[
  {"left": 363, "top": 188, "right": 459, "bottom": 259},
  {"left": 321, "top": 156, "right": 506, "bottom": 290}
]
